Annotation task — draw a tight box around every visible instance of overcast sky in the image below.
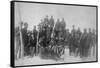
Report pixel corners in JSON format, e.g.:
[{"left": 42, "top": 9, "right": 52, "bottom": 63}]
[{"left": 15, "top": 2, "right": 96, "bottom": 32}]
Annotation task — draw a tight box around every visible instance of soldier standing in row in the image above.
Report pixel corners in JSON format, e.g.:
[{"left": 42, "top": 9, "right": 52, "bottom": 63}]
[
  {"left": 70, "top": 25, "right": 78, "bottom": 56},
  {"left": 27, "top": 31, "right": 33, "bottom": 56},
  {"left": 28, "top": 26, "right": 38, "bottom": 56},
  {"left": 80, "top": 28, "right": 88, "bottom": 58},
  {"left": 87, "top": 28, "right": 93, "bottom": 57},
  {"left": 76, "top": 27, "right": 82, "bottom": 56},
  {"left": 91, "top": 29, "right": 96, "bottom": 56},
  {"left": 21, "top": 23, "right": 29, "bottom": 56},
  {"left": 33, "top": 26, "right": 38, "bottom": 55}
]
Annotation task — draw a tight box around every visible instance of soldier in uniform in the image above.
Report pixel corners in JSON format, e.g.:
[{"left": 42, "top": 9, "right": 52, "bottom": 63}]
[
  {"left": 70, "top": 25, "right": 78, "bottom": 56},
  {"left": 49, "top": 16, "right": 54, "bottom": 29},
  {"left": 76, "top": 27, "right": 82, "bottom": 56},
  {"left": 87, "top": 28, "right": 93, "bottom": 57},
  {"left": 91, "top": 29, "right": 96, "bottom": 56},
  {"left": 21, "top": 23, "right": 29, "bottom": 56},
  {"left": 46, "top": 16, "right": 55, "bottom": 48},
  {"left": 39, "top": 16, "right": 49, "bottom": 49},
  {"left": 32, "top": 26, "right": 38, "bottom": 56},
  {"left": 27, "top": 31, "right": 33, "bottom": 56},
  {"left": 80, "top": 28, "right": 88, "bottom": 58},
  {"left": 54, "top": 19, "right": 60, "bottom": 44}
]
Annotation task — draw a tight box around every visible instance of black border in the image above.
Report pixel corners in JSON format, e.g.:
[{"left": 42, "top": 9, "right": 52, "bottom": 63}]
[
  {"left": 10, "top": 1, "right": 98, "bottom": 67},
  {"left": 11, "top": 1, "right": 15, "bottom": 67}
]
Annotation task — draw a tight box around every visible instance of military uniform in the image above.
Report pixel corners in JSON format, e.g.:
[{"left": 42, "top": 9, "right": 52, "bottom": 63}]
[
  {"left": 21, "top": 28, "right": 29, "bottom": 56},
  {"left": 80, "top": 32, "right": 88, "bottom": 57},
  {"left": 69, "top": 29, "right": 78, "bottom": 56}
]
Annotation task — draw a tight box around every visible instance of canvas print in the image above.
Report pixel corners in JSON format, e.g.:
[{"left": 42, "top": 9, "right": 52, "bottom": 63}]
[{"left": 12, "top": 1, "right": 97, "bottom": 67}]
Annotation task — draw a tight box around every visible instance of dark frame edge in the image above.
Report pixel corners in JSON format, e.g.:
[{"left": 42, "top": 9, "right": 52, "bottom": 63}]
[
  {"left": 11, "top": 0, "right": 97, "bottom": 7},
  {"left": 96, "top": 6, "right": 98, "bottom": 62},
  {"left": 10, "top": 1, "right": 15, "bottom": 67}
]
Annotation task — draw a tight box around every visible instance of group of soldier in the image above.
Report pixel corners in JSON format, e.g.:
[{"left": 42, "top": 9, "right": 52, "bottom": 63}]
[
  {"left": 15, "top": 15, "right": 97, "bottom": 60},
  {"left": 68, "top": 25, "right": 97, "bottom": 58}
]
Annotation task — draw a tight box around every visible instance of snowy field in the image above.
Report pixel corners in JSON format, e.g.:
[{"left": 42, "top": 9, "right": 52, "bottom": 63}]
[{"left": 15, "top": 46, "right": 96, "bottom": 66}]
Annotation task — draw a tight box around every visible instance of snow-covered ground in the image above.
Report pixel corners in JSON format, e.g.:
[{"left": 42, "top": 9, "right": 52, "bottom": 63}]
[{"left": 15, "top": 47, "right": 96, "bottom": 66}]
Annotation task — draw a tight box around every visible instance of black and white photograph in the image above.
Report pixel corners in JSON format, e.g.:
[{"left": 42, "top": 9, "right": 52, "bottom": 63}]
[{"left": 11, "top": 1, "right": 97, "bottom": 67}]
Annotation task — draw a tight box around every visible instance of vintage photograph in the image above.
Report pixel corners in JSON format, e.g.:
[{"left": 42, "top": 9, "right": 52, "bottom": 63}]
[{"left": 14, "top": 1, "right": 97, "bottom": 66}]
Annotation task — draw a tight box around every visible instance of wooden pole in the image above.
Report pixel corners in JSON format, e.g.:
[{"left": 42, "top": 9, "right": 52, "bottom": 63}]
[
  {"left": 36, "top": 30, "right": 39, "bottom": 56},
  {"left": 17, "top": 3, "right": 24, "bottom": 58}
]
